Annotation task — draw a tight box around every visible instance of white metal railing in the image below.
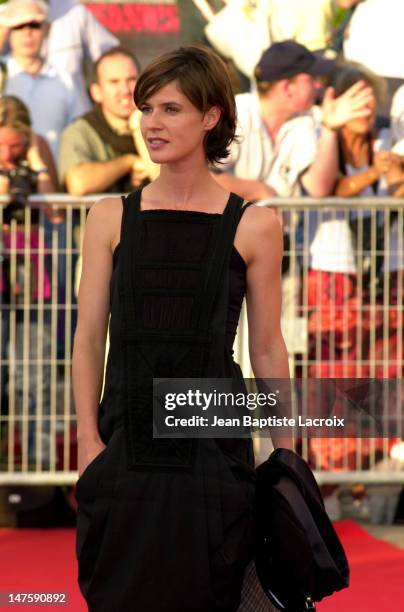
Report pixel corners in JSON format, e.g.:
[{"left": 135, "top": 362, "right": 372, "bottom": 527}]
[{"left": 0, "top": 196, "right": 404, "bottom": 484}]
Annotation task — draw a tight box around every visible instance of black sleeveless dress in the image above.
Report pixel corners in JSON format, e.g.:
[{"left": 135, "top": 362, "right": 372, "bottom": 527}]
[{"left": 76, "top": 189, "right": 256, "bottom": 612}]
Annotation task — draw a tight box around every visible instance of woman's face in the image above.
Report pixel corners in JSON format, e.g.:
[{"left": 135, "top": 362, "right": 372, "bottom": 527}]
[
  {"left": 0, "top": 127, "right": 28, "bottom": 169},
  {"left": 139, "top": 80, "right": 219, "bottom": 165},
  {"left": 345, "top": 87, "right": 377, "bottom": 134}
]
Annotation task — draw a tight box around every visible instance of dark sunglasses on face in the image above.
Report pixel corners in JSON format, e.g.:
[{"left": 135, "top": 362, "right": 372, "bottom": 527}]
[{"left": 11, "top": 21, "right": 43, "bottom": 31}]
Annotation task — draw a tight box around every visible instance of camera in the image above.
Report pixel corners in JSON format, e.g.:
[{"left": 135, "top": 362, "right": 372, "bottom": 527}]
[{"left": 1, "top": 162, "right": 37, "bottom": 224}]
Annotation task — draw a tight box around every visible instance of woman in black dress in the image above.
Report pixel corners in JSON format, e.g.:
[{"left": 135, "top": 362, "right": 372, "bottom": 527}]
[{"left": 72, "top": 45, "right": 289, "bottom": 612}]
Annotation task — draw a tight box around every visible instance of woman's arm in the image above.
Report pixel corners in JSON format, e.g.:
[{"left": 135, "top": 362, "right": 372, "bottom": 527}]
[
  {"left": 387, "top": 155, "right": 404, "bottom": 197},
  {"left": 335, "top": 150, "right": 395, "bottom": 196},
  {"left": 27, "top": 134, "right": 62, "bottom": 222},
  {"left": 191, "top": 0, "right": 216, "bottom": 22},
  {"left": 29, "top": 134, "right": 59, "bottom": 192},
  {"left": 245, "top": 208, "right": 289, "bottom": 378},
  {"left": 243, "top": 207, "right": 293, "bottom": 450},
  {"left": 72, "top": 197, "right": 121, "bottom": 475},
  {"left": 334, "top": 166, "right": 379, "bottom": 196}
]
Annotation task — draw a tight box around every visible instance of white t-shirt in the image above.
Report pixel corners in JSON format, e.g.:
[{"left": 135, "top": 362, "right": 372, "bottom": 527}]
[
  {"left": 219, "top": 92, "right": 319, "bottom": 197},
  {"left": 343, "top": 0, "right": 404, "bottom": 79}
]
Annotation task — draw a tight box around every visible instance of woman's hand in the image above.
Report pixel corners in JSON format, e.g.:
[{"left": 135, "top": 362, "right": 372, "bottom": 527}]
[
  {"left": 373, "top": 150, "right": 396, "bottom": 176},
  {"left": 321, "top": 82, "right": 374, "bottom": 130},
  {"left": 78, "top": 438, "right": 106, "bottom": 478},
  {"left": 386, "top": 153, "right": 404, "bottom": 196},
  {"left": 26, "top": 133, "right": 47, "bottom": 172}
]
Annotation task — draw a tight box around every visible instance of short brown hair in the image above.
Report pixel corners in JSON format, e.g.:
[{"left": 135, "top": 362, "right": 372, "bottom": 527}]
[
  {"left": 134, "top": 45, "right": 237, "bottom": 165},
  {"left": 0, "top": 95, "right": 31, "bottom": 141}
]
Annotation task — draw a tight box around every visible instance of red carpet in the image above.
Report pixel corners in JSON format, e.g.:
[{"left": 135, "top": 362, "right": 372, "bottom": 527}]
[
  {"left": 318, "top": 520, "right": 404, "bottom": 611},
  {"left": 0, "top": 521, "right": 403, "bottom": 611},
  {"left": 0, "top": 529, "right": 86, "bottom": 611}
]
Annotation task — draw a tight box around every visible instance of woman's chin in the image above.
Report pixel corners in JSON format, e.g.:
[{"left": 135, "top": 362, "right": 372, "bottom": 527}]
[
  {"left": 149, "top": 152, "right": 184, "bottom": 165},
  {"left": 147, "top": 148, "right": 170, "bottom": 164}
]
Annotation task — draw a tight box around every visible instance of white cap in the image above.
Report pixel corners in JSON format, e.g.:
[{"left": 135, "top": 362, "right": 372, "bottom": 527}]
[{"left": 0, "top": 0, "right": 48, "bottom": 29}]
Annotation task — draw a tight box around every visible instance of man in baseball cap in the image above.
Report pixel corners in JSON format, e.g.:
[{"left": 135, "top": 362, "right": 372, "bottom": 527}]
[
  {"left": 214, "top": 39, "right": 374, "bottom": 200},
  {"left": 255, "top": 40, "right": 335, "bottom": 83}
]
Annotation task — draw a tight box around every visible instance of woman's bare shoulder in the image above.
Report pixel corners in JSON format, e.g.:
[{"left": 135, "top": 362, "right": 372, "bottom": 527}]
[
  {"left": 86, "top": 196, "right": 123, "bottom": 250},
  {"left": 242, "top": 204, "right": 281, "bottom": 235},
  {"left": 237, "top": 205, "right": 282, "bottom": 264},
  {"left": 88, "top": 196, "right": 123, "bottom": 219}
]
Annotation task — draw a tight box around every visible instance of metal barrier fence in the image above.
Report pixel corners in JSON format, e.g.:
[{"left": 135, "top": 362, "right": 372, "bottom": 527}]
[{"left": 0, "top": 195, "right": 404, "bottom": 485}]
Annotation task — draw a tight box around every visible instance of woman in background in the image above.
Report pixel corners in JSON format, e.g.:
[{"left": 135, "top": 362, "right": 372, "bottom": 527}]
[
  {"left": 308, "top": 62, "right": 403, "bottom": 378},
  {"left": 0, "top": 95, "right": 57, "bottom": 468},
  {"left": 308, "top": 63, "right": 404, "bottom": 522}
]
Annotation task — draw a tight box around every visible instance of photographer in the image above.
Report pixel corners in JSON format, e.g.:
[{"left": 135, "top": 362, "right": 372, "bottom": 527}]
[{"left": 0, "top": 95, "right": 57, "bottom": 469}]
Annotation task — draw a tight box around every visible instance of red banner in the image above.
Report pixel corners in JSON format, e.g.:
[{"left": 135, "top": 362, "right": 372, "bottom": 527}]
[{"left": 86, "top": 3, "right": 180, "bottom": 33}]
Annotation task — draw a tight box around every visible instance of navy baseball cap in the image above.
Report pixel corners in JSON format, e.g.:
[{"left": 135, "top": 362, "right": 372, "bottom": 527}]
[{"left": 255, "top": 41, "right": 335, "bottom": 82}]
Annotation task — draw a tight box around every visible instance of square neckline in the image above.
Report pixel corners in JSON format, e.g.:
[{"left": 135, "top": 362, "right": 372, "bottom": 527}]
[
  {"left": 115, "top": 189, "right": 248, "bottom": 268},
  {"left": 136, "top": 187, "right": 234, "bottom": 217}
]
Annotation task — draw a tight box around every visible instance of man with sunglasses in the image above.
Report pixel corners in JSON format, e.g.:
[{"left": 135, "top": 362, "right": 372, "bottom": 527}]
[
  {"left": 0, "top": 0, "right": 89, "bottom": 162},
  {"left": 0, "top": 0, "right": 119, "bottom": 112}
]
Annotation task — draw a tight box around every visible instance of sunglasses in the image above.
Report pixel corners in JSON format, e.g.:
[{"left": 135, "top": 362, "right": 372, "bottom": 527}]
[{"left": 11, "top": 21, "right": 43, "bottom": 31}]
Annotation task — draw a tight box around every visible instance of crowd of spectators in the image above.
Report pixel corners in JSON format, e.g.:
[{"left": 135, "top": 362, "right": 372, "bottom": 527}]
[
  {"left": 191, "top": 1, "right": 404, "bottom": 381},
  {"left": 0, "top": 1, "right": 86, "bottom": 163},
  {"left": 0, "top": 0, "right": 403, "bottom": 479},
  {"left": 0, "top": 0, "right": 401, "bottom": 203}
]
